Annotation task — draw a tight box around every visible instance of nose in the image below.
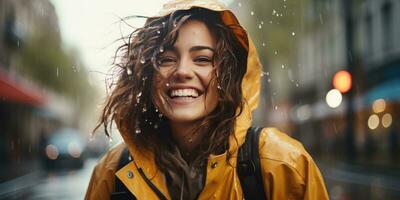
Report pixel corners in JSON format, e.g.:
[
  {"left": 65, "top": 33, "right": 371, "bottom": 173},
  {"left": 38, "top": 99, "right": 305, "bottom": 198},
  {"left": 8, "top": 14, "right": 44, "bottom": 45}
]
[{"left": 173, "top": 58, "right": 194, "bottom": 81}]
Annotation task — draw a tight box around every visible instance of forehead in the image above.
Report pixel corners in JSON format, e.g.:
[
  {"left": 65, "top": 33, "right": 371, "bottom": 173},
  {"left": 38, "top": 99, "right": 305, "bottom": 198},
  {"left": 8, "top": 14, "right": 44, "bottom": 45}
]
[{"left": 174, "top": 19, "right": 216, "bottom": 48}]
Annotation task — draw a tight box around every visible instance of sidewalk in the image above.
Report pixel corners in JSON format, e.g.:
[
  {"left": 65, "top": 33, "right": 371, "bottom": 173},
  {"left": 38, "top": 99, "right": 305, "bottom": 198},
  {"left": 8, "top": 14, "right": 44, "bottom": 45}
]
[{"left": 317, "top": 160, "right": 400, "bottom": 200}]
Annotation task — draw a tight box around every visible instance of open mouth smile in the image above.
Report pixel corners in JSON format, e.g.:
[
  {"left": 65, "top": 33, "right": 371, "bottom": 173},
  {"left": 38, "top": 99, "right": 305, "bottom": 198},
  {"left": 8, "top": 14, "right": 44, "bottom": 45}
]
[{"left": 167, "top": 88, "right": 203, "bottom": 103}]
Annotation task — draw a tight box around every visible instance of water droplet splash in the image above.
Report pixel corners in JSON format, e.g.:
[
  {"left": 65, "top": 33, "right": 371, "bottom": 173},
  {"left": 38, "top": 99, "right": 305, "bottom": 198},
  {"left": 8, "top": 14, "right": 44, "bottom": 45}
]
[{"left": 140, "top": 57, "right": 146, "bottom": 64}]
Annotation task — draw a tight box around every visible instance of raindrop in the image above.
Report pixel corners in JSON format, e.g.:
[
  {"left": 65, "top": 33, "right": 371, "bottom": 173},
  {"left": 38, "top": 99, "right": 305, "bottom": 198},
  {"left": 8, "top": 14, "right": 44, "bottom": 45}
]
[
  {"left": 319, "top": 14, "right": 324, "bottom": 24},
  {"left": 276, "top": 13, "right": 279, "bottom": 17},
  {"left": 280, "top": 13, "right": 283, "bottom": 17},
  {"left": 296, "top": 83, "right": 299, "bottom": 87},
  {"left": 238, "top": 2, "right": 242, "bottom": 7},
  {"left": 136, "top": 92, "right": 142, "bottom": 103},
  {"left": 261, "top": 21, "right": 264, "bottom": 25},
  {"left": 250, "top": 11, "right": 255, "bottom": 16},
  {"left": 258, "top": 24, "right": 262, "bottom": 29},
  {"left": 140, "top": 57, "right": 146, "bottom": 64},
  {"left": 274, "top": 106, "right": 278, "bottom": 110},
  {"left": 17, "top": 40, "right": 20, "bottom": 47},
  {"left": 135, "top": 128, "right": 141, "bottom": 134},
  {"left": 156, "top": 30, "right": 161, "bottom": 34},
  {"left": 188, "top": 138, "right": 193, "bottom": 143},
  {"left": 127, "top": 68, "right": 132, "bottom": 75},
  {"left": 108, "top": 137, "right": 113, "bottom": 143},
  {"left": 269, "top": 21, "right": 273, "bottom": 24},
  {"left": 154, "top": 124, "right": 159, "bottom": 129},
  {"left": 56, "top": 67, "right": 59, "bottom": 77},
  {"left": 260, "top": 71, "right": 269, "bottom": 77},
  {"left": 142, "top": 106, "right": 147, "bottom": 112},
  {"left": 142, "top": 76, "right": 148, "bottom": 81},
  {"left": 281, "top": 64, "right": 285, "bottom": 69},
  {"left": 292, "top": 32, "right": 296, "bottom": 36},
  {"left": 155, "top": 108, "right": 159, "bottom": 112},
  {"left": 217, "top": 85, "right": 222, "bottom": 90},
  {"left": 162, "top": 22, "right": 166, "bottom": 27},
  {"left": 284, "top": 5, "right": 287, "bottom": 8},
  {"left": 262, "top": 42, "right": 266, "bottom": 47},
  {"left": 158, "top": 113, "right": 163, "bottom": 118},
  {"left": 159, "top": 46, "right": 164, "bottom": 53},
  {"left": 268, "top": 78, "right": 271, "bottom": 83},
  {"left": 274, "top": 51, "right": 278, "bottom": 55},
  {"left": 272, "top": 9, "right": 276, "bottom": 15},
  {"left": 165, "top": 83, "right": 170, "bottom": 87}
]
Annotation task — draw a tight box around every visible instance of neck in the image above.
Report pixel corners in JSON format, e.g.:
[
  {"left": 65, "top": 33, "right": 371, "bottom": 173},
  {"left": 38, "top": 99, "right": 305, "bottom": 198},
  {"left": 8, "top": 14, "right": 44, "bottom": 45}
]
[{"left": 170, "top": 120, "right": 204, "bottom": 153}]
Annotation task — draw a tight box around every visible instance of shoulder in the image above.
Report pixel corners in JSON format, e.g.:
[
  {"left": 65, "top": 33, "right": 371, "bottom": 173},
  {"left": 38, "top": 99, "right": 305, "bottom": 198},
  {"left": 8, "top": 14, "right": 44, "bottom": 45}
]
[
  {"left": 258, "top": 127, "right": 313, "bottom": 178},
  {"left": 258, "top": 127, "right": 329, "bottom": 199},
  {"left": 85, "top": 142, "right": 126, "bottom": 200}
]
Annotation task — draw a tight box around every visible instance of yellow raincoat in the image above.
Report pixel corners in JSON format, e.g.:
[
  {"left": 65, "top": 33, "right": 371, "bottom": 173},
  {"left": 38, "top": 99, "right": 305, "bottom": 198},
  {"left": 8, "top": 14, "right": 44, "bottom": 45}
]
[{"left": 85, "top": 0, "right": 329, "bottom": 199}]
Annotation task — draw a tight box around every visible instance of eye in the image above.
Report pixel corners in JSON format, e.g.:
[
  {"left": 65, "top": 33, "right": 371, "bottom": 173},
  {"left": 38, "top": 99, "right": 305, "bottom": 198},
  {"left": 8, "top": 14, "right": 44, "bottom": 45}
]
[
  {"left": 158, "top": 56, "right": 177, "bottom": 67},
  {"left": 194, "top": 56, "right": 213, "bottom": 65}
]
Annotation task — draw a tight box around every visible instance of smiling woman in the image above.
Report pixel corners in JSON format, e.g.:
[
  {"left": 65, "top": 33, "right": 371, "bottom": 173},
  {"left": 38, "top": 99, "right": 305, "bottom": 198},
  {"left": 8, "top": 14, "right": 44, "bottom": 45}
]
[{"left": 85, "top": 0, "right": 328, "bottom": 200}]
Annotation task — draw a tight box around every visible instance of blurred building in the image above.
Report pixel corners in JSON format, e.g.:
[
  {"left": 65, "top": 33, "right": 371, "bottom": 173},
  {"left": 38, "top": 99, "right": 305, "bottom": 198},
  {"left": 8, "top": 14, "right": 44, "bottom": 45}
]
[
  {"left": 0, "top": 0, "right": 74, "bottom": 181},
  {"left": 292, "top": 0, "right": 400, "bottom": 166}
]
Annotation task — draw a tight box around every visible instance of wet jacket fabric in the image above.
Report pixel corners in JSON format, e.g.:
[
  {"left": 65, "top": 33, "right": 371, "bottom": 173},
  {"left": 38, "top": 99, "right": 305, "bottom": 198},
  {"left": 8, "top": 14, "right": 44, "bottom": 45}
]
[{"left": 85, "top": 0, "right": 329, "bottom": 199}]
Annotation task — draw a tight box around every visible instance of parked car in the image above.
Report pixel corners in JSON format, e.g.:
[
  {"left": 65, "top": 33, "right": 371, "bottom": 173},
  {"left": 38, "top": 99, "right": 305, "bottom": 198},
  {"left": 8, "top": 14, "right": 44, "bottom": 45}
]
[{"left": 42, "top": 128, "right": 86, "bottom": 169}]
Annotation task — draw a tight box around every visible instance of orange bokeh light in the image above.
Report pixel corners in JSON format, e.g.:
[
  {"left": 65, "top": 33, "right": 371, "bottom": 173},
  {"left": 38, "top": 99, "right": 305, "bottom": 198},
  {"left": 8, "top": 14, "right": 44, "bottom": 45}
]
[{"left": 333, "top": 70, "right": 352, "bottom": 93}]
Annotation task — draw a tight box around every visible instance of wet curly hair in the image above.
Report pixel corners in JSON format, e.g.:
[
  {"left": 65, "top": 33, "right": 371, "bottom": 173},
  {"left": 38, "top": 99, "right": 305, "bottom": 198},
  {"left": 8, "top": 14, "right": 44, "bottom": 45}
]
[{"left": 94, "top": 8, "right": 248, "bottom": 168}]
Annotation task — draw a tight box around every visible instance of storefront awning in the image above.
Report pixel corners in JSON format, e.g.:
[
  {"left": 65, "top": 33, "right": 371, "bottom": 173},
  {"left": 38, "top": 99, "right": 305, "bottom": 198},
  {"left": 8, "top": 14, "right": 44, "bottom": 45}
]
[
  {"left": 364, "top": 79, "right": 400, "bottom": 105},
  {"left": 0, "top": 71, "right": 46, "bottom": 106}
]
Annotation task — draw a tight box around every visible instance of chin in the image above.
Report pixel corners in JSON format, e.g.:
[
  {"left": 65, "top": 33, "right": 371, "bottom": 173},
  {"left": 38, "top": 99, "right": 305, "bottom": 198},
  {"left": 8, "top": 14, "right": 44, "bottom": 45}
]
[{"left": 167, "top": 111, "right": 206, "bottom": 123}]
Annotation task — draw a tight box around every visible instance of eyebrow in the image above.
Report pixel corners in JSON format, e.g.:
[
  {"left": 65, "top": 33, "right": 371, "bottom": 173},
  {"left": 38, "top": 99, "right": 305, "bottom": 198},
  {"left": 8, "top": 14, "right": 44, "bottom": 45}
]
[
  {"left": 189, "top": 46, "right": 215, "bottom": 53},
  {"left": 164, "top": 45, "right": 215, "bottom": 54}
]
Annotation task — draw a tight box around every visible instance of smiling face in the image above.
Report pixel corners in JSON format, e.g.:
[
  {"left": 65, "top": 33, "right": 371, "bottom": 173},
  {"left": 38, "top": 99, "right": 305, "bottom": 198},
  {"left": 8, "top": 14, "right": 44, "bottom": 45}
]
[{"left": 152, "top": 19, "right": 219, "bottom": 125}]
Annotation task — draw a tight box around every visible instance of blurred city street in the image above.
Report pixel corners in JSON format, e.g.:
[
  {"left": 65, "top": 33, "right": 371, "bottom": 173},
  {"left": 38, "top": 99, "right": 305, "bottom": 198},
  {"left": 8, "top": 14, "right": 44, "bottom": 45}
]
[
  {"left": 0, "top": 159, "right": 96, "bottom": 200},
  {"left": 1, "top": 0, "right": 400, "bottom": 199}
]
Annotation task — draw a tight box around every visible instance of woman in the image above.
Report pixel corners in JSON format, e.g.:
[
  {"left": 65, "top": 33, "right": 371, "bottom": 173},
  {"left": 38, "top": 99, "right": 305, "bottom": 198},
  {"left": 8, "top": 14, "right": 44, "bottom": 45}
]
[{"left": 85, "top": 0, "right": 329, "bottom": 199}]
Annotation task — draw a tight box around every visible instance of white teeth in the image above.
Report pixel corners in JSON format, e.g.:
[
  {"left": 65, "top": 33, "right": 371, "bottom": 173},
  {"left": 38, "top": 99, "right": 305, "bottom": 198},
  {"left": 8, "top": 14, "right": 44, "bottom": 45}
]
[{"left": 170, "top": 89, "right": 199, "bottom": 98}]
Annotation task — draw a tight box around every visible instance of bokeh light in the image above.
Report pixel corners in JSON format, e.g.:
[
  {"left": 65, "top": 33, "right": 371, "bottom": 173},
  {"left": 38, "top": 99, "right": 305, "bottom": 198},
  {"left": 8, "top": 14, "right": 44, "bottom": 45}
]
[
  {"left": 326, "top": 89, "right": 342, "bottom": 108},
  {"left": 333, "top": 70, "right": 352, "bottom": 93},
  {"left": 382, "top": 113, "right": 392, "bottom": 128},
  {"left": 372, "top": 99, "right": 386, "bottom": 113},
  {"left": 368, "top": 114, "right": 380, "bottom": 130}
]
